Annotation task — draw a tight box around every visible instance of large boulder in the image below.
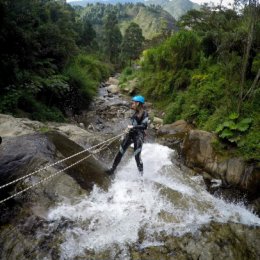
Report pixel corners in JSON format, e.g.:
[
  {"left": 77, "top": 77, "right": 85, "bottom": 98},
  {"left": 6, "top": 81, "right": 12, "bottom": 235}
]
[
  {"left": 106, "top": 77, "right": 119, "bottom": 85},
  {"left": 182, "top": 129, "right": 260, "bottom": 197},
  {"left": 182, "top": 130, "right": 217, "bottom": 168},
  {"left": 122, "top": 78, "right": 138, "bottom": 95},
  {"left": 158, "top": 119, "right": 191, "bottom": 137},
  {"left": 156, "top": 120, "right": 259, "bottom": 199},
  {"left": 156, "top": 120, "right": 192, "bottom": 149},
  {"left": 0, "top": 113, "right": 44, "bottom": 136},
  {"left": 107, "top": 84, "right": 120, "bottom": 94},
  {"left": 0, "top": 131, "right": 110, "bottom": 207},
  {"left": 163, "top": 222, "right": 260, "bottom": 260},
  {"left": 0, "top": 113, "right": 106, "bottom": 150}
]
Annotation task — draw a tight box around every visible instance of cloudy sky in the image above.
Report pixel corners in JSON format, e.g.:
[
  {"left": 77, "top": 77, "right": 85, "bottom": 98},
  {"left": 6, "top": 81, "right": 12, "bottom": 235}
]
[{"left": 191, "top": 0, "right": 234, "bottom": 6}]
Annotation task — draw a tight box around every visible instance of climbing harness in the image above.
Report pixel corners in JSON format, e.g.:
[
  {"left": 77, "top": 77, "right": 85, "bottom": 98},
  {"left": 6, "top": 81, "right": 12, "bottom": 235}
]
[{"left": 0, "top": 132, "right": 124, "bottom": 205}]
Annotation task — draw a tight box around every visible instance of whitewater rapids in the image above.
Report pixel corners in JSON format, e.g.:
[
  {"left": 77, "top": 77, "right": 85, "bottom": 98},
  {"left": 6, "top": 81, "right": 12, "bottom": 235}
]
[{"left": 47, "top": 143, "right": 260, "bottom": 259}]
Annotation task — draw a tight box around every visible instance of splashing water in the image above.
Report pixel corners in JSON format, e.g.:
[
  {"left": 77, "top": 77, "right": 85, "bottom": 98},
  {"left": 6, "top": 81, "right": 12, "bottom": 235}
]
[{"left": 47, "top": 143, "right": 260, "bottom": 259}]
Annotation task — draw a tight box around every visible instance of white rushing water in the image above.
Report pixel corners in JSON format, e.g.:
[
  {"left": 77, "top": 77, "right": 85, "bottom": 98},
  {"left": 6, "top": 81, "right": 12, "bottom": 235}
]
[{"left": 47, "top": 143, "right": 260, "bottom": 259}]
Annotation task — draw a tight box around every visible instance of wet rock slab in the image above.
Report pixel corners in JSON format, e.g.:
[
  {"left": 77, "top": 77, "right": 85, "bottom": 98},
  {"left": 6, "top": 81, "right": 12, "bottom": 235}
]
[{"left": 0, "top": 131, "right": 110, "bottom": 223}]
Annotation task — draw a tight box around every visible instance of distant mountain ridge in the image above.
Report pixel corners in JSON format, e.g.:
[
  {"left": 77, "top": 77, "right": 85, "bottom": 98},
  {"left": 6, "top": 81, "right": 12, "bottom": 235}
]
[
  {"left": 145, "top": 0, "right": 200, "bottom": 20},
  {"left": 68, "top": 0, "right": 200, "bottom": 20},
  {"left": 79, "top": 3, "right": 177, "bottom": 40},
  {"left": 69, "top": 0, "right": 145, "bottom": 6}
]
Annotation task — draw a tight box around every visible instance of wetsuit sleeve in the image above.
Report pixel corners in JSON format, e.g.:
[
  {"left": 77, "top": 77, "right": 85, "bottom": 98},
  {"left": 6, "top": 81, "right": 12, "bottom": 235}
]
[{"left": 133, "top": 112, "right": 149, "bottom": 130}]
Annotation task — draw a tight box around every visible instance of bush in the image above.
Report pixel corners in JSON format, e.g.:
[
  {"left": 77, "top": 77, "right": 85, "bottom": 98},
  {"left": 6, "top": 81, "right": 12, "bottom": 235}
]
[
  {"left": 19, "top": 94, "right": 65, "bottom": 122},
  {"left": 123, "top": 66, "right": 133, "bottom": 76},
  {"left": 75, "top": 54, "right": 111, "bottom": 81},
  {"left": 119, "top": 66, "right": 136, "bottom": 85},
  {"left": 32, "top": 105, "right": 65, "bottom": 122},
  {"left": 0, "top": 90, "right": 23, "bottom": 113},
  {"left": 238, "top": 129, "right": 260, "bottom": 160},
  {"left": 64, "top": 53, "right": 112, "bottom": 112},
  {"left": 141, "top": 31, "right": 201, "bottom": 72},
  {"left": 66, "top": 64, "right": 97, "bottom": 101},
  {"left": 164, "top": 95, "right": 184, "bottom": 124}
]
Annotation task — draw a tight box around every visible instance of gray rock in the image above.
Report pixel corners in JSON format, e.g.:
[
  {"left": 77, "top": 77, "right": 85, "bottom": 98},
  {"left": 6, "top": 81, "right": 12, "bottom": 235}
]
[{"left": 107, "top": 84, "right": 120, "bottom": 94}]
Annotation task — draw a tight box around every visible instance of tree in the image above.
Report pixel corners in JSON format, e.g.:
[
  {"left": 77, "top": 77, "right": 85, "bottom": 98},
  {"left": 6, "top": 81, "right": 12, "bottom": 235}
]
[
  {"left": 235, "top": 0, "right": 260, "bottom": 112},
  {"left": 103, "top": 11, "right": 122, "bottom": 64},
  {"left": 121, "top": 22, "right": 144, "bottom": 65},
  {"left": 77, "top": 18, "right": 96, "bottom": 47}
]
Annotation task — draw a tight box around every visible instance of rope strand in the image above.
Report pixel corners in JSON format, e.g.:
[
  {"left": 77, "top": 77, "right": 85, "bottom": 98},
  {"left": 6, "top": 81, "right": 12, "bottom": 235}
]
[
  {"left": 0, "top": 132, "right": 125, "bottom": 205},
  {"left": 0, "top": 133, "right": 124, "bottom": 190},
  {"left": 0, "top": 154, "right": 92, "bottom": 204}
]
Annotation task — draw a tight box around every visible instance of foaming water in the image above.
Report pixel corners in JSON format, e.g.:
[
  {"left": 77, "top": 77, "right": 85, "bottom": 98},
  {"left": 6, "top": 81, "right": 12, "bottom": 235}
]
[{"left": 47, "top": 143, "right": 260, "bottom": 259}]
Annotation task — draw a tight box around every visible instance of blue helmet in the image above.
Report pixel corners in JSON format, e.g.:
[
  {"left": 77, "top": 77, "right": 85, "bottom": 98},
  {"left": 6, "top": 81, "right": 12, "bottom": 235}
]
[{"left": 132, "top": 95, "right": 145, "bottom": 104}]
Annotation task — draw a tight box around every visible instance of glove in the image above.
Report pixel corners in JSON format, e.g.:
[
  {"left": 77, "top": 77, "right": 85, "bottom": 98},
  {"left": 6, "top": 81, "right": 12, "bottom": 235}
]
[{"left": 124, "top": 125, "right": 133, "bottom": 134}]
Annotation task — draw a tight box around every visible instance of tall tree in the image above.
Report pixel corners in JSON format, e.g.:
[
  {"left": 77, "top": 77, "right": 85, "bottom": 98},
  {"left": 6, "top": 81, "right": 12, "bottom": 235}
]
[
  {"left": 235, "top": 0, "right": 260, "bottom": 112},
  {"left": 103, "top": 11, "right": 122, "bottom": 64},
  {"left": 77, "top": 18, "right": 96, "bottom": 47},
  {"left": 121, "top": 22, "right": 144, "bottom": 65}
]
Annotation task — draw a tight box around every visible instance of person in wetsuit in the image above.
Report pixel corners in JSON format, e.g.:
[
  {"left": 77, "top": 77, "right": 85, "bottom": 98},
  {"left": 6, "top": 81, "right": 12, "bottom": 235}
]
[{"left": 107, "top": 95, "right": 148, "bottom": 176}]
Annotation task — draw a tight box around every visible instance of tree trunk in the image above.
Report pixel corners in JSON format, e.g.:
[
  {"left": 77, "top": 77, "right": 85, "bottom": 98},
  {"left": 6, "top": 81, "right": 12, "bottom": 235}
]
[
  {"left": 243, "top": 68, "right": 260, "bottom": 101},
  {"left": 237, "top": 0, "right": 257, "bottom": 113}
]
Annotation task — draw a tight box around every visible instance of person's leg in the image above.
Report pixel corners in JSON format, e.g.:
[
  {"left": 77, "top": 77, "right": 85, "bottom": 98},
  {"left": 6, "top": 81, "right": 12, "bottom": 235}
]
[
  {"left": 133, "top": 134, "right": 144, "bottom": 175},
  {"left": 107, "top": 134, "right": 132, "bottom": 175}
]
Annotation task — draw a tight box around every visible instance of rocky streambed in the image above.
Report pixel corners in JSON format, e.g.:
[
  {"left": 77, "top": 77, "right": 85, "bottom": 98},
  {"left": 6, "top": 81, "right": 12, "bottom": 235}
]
[{"left": 0, "top": 76, "right": 259, "bottom": 260}]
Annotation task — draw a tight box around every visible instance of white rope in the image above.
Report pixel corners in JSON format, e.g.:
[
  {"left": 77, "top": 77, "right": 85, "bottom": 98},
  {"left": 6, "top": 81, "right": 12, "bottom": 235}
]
[
  {"left": 0, "top": 154, "right": 92, "bottom": 204},
  {"left": 0, "top": 132, "right": 124, "bottom": 205},
  {"left": 0, "top": 133, "right": 124, "bottom": 190}
]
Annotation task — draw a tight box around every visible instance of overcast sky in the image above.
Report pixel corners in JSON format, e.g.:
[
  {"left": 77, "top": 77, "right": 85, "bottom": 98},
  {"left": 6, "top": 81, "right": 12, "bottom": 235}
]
[
  {"left": 191, "top": 0, "right": 234, "bottom": 6},
  {"left": 66, "top": 0, "right": 235, "bottom": 7}
]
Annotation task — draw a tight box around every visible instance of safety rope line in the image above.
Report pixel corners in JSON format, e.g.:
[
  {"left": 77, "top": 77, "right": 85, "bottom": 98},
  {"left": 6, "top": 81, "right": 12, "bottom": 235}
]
[
  {"left": 0, "top": 132, "right": 124, "bottom": 205},
  {"left": 0, "top": 154, "right": 91, "bottom": 204},
  {"left": 0, "top": 133, "right": 124, "bottom": 191}
]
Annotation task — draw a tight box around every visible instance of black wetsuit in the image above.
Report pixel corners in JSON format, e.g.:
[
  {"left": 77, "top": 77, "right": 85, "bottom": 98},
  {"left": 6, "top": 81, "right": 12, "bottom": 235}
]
[{"left": 111, "top": 110, "right": 149, "bottom": 174}]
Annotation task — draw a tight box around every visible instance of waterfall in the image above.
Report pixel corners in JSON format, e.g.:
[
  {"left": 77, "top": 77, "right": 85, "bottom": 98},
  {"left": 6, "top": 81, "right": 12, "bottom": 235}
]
[{"left": 47, "top": 143, "right": 260, "bottom": 259}]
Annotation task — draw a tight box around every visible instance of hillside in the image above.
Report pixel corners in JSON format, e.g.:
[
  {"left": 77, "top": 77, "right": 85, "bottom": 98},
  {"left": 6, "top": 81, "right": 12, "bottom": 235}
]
[
  {"left": 69, "top": 0, "right": 200, "bottom": 20},
  {"left": 145, "top": 0, "right": 200, "bottom": 20},
  {"left": 80, "top": 3, "right": 177, "bottom": 40}
]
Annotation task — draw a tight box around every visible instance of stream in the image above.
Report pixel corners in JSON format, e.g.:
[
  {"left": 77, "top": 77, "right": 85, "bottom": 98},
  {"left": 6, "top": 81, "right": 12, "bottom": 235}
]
[
  {"left": 47, "top": 142, "right": 260, "bottom": 259},
  {"left": 0, "top": 82, "right": 259, "bottom": 260},
  {"left": 45, "top": 85, "right": 260, "bottom": 259}
]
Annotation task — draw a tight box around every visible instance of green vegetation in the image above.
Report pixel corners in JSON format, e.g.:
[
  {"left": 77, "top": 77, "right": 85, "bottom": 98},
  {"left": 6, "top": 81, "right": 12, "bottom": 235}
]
[
  {"left": 215, "top": 113, "right": 253, "bottom": 144},
  {"left": 103, "top": 11, "right": 122, "bottom": 64},
  {"left": 122, "top": 3, "right": 260, "bottom": 160},
  {"left": 79, "top": 3, "right": 177, "bottom": 40},
  {"left": 0, "top": 0, "right": 259, "bottom": 162},
  {"left": 0, "top": 0, "right": 112, "bottom": 121},
  {"left": 1, "top": 1, "right": 157, "bottom": 122},
  {"left": 121, "top": 22, "right": 145, "bottom": 66},
  {"left": 65, "top": 54, "right": 111, "bottom": 111}
]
